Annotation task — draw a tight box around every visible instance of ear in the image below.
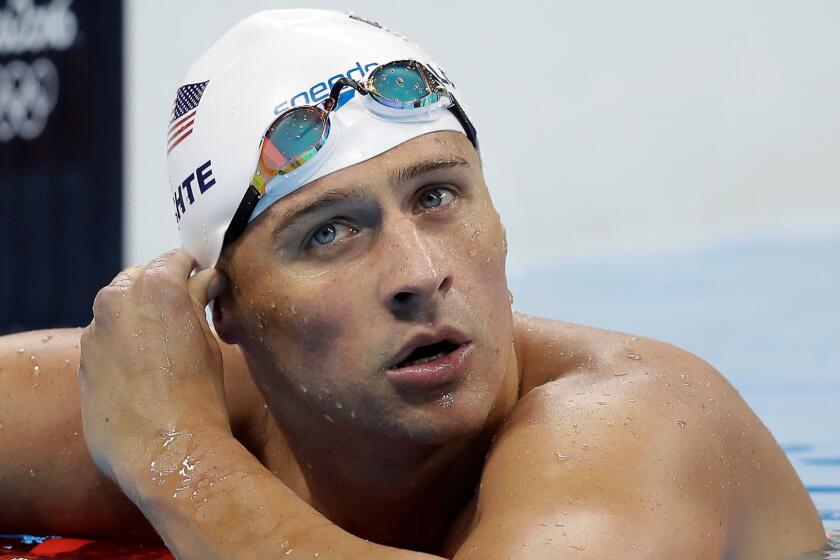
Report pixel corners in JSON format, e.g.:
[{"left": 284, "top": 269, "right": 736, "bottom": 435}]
[{"left": 211, "top": 289, "right": 241, "bottom": 345}]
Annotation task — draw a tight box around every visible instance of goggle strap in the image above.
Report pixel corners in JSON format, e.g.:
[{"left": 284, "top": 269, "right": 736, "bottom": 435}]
[
  {"left": 447, "top": 101, "right": 478, "bottom": 150},
  {"left": 327, "top": 77, "right": 367, "bottom": 106},
  {"left": 223, "top": 184, "right": 261, "bottom": 248}
]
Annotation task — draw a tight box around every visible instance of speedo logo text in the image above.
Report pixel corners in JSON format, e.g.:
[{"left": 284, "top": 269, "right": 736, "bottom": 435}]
[{"left": 273, "top": 61, "right": 378, "bottom": 114}]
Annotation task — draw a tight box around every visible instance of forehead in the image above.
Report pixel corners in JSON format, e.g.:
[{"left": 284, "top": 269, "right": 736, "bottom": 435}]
[{"left": 260, "top": 130, "right": 479, "bottom": 219}]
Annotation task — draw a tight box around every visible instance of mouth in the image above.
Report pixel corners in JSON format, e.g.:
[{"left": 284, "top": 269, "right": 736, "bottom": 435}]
[
  {"left": 386, "top": 328, "right": 473, "bottom": 389},
  {"left": 395, "top": 339, "right": 463, "bottom": 368}
]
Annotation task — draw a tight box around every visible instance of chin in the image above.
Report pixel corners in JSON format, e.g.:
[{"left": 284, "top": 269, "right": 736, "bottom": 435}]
[{"left": 389, "top": 388, "right": 498, "bottom": 446}]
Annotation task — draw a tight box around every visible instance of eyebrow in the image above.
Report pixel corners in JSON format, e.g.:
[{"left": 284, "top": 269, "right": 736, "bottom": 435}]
[
  {"left": 271, "top": 156, "right": 472, "bottom": 239},
  {"left": 271, "top": 188, "right": 367, "bottom": 241},
  {"left": 388, "top": 156, "right": 471, "bottom": 187}
]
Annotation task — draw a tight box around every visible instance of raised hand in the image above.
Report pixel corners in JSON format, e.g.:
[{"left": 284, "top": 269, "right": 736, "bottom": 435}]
[{"left": 77, "top": 250, "right": 231, "bottom": 495}]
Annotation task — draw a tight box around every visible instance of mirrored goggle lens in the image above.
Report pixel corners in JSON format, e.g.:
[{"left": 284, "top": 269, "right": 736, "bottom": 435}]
[
  {"left": 261, "top": 107, "right": 327, "bottom": 172},
  {"left": 369, "top": 61, "right": 432, "bottom": 106}
]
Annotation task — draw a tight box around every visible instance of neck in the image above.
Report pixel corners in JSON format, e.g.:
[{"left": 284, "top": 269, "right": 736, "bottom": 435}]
[{"left": 245, "top": 343, "right": 521, "bottom": 550}]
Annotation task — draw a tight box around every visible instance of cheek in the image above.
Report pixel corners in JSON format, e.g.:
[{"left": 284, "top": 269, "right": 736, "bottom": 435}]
[
  {"left": 453, "top": 203, "right": 508, "bottom": 287},
  {"left": 273, "top": 300, "right": 344, "bottom": 365},
  {"left": 259, "top": 278, "right": 380, "bottom": 374},
  {"left": 454, "top": 207, "right": 511, "bottom": 337}
]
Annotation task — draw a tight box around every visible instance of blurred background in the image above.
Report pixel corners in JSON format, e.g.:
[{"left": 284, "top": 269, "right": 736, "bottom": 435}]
[{"left": 1, "top": 0, "right": 838, "bottom": 531}]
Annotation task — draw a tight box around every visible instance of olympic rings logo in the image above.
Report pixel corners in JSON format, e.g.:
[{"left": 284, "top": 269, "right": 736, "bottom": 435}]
[{"left": 0, "top": 57, "right": 59, "bottom": 142}]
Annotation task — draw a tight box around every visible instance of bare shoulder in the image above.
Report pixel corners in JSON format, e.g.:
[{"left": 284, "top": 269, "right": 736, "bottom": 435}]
[{"left": 456, "top": 314, "right": 825, "bottom": 559}]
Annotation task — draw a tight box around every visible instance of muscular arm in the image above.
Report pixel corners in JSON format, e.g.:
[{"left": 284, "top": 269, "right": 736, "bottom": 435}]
[
  {"left": 129, "top": 425, "right": 445, "bottom": 559},
  {"left": 0, "top": 327, "right": 261, "bottom": 537},
  {"left": 455, "top": 334, "right": 825, "bottom": 560}
]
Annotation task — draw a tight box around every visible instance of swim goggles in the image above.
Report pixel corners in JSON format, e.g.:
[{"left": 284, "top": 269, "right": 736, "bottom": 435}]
[{"left": 223, "top": 59, "right": 478, "bottom": 245}]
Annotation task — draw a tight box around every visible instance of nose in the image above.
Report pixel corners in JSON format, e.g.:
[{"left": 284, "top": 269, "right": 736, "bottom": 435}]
[{"left": 380, "top": 217, "right": 453, "bottom": 320}]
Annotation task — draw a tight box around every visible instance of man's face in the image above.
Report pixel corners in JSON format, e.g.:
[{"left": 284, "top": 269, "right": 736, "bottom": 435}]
[{"left": 219, "top": 131, "right": 514, "bottom": 445}]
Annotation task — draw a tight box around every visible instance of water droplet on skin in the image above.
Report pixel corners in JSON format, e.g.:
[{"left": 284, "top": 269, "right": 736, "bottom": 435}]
[
  {"left": 323, "top": 414, "right": 334, "bottom": 423},
  {"left": 556, "top": 453, "right": 571, "bottom": 460},
  {"left": 299, "top": 384, "right": 308, "bottom": 393},
  {"left": 677, "top": 420, "right": 687, "bottom": 428},
  {"left": 350, "top": 409, "right": 356, "bottom": 419},
  {"left": 29, "top": 468, "right": 36, "bottom": 478},
  {"left": 41, "top": 335, "right": 52, "bottom": 343},
  {"left": 33, "top": 365, "right": 39, "bottom": 375},
  {"left": 627, "top": 352, "right": 641, "bottom": 360},
  {"left": 291, "top": 304, "right": 297, "bottom": 315},
  {"left": 16, "top": 348, "right": 25, "bottom": 354},
  {"left": 29, "top": 354, "right": 36, "bottom": 361}
]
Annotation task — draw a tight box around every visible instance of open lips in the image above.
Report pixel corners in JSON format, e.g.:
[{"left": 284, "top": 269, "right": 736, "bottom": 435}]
[
  {"left": 395, "top": 340, "right": 463, "bottom": 368},
  {"left": 385, "top": 329, "right": 474, "bottom": 389},
  {"left": 388, "top": 327, "right": 471, "bottom": 371}
]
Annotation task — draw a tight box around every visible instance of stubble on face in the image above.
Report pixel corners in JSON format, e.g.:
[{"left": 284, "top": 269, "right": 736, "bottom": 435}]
[{"left": 217, "top": 131, "right": 518, "bottom": 450}]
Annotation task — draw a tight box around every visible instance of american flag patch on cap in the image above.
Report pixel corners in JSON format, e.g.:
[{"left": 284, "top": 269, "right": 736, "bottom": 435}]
[{"left": 168, "top": 80, "right": 208, "bottom": 154}]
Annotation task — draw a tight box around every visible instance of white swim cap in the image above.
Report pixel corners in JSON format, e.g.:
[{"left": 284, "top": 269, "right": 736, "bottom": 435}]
[{"left": 166, "top": 9, "right": 474, "bottom": 269}]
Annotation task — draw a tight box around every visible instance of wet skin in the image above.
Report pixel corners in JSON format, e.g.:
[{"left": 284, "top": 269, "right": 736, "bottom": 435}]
[
  {"left": 213, "top": 131, "right": 519, "bottom": 545},
  {"left": 0, "top": 131, "right": 828, "bottom": 558}
]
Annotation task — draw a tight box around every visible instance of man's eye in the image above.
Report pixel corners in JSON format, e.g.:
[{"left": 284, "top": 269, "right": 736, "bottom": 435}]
[
  {"left": 417, "top": 187, "right": 456, "bottom": 210},
  {"left": 308, "top": 223, "right": 354, "bottom": 247}
]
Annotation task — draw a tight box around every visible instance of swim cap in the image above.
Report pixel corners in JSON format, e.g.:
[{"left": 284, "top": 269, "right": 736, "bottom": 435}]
[{"left": 166, "top": 9, "right": 473, "bottom": 269}]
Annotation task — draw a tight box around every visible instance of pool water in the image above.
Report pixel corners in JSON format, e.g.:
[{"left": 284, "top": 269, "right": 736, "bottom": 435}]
[
  {"left": 510, "top": 233, "right": 840, "bottom": 551},
  {"left": 788, "top": 442, "right": 840, "bottom": 558}
]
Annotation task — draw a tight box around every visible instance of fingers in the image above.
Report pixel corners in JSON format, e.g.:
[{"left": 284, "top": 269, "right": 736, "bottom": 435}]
[
  {"left": 147, "top": 249, "right": 196, "bottom": 280},
  {"left": 96, "top": 249, "right": 212, "bottom": 322},
  {"left": 113, "top": 250, "right": 197, "bottom": 293},
  {"left": 109, "top": 264, "right": 144, "bottom": 288},
  {"left": 187, "top": 268, "right": 228, "bottom": 310},
  {"left": 108, "top": 249, "right": 195, "bottom": 292},
  {"left": 93, "top": 264, "right": 144, "bottom": 323}
]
